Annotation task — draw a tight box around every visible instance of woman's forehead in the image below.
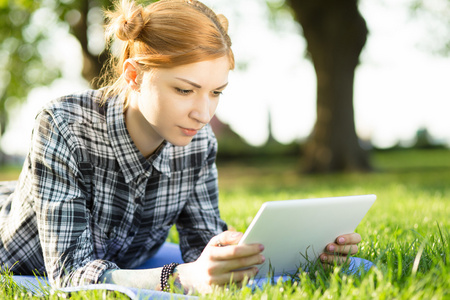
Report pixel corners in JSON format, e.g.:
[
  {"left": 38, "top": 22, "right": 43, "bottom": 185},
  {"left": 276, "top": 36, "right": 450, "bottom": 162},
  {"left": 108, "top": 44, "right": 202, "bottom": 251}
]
[{"left": 150, "top": 57, "right": 230, "bottom": 85}]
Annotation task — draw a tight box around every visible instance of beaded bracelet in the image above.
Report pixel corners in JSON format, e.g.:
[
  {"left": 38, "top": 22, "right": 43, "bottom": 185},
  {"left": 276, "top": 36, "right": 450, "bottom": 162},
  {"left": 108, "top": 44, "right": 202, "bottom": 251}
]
[{"left": 160, "top": 262, "right": 180, "bottom": 292}]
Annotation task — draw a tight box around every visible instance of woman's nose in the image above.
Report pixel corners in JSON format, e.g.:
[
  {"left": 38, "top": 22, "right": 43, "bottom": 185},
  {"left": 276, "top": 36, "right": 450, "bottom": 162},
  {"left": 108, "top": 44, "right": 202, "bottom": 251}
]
[{"left": 190, "top": 94, "right": 211, "bottom": 124}]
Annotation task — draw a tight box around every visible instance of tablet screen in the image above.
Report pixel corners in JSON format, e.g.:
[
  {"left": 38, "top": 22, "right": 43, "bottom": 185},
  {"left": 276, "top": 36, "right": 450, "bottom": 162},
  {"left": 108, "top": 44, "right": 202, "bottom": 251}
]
[{"left": 238, "top": 194, "right": 376, "bottom": 277}]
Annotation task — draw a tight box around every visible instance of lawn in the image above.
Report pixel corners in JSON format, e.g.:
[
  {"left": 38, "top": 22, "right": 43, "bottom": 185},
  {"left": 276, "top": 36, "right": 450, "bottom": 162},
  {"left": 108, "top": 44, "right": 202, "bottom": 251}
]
[
  {"left": 1, "top": 149, "right": 449, "bottom": 299},
  {"left": 0, "top": 164, "right": 22, "bottom": 181}
]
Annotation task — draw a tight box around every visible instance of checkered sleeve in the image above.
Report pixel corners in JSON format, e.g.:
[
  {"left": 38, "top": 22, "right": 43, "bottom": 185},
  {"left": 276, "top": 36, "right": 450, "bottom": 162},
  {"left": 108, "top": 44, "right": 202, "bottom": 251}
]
[
  {"left": 176, "top": 129, "right": 228, "bottom": 262},
  {"left": 30, "top": 109, "right": 118, "bottom": 288}
]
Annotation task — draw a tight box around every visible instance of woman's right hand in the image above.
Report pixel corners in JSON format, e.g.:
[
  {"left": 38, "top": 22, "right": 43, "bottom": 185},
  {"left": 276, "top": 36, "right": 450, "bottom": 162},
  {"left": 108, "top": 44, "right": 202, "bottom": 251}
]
[{"left": 175, "top": 231, "right": 265, "bottom": 294}]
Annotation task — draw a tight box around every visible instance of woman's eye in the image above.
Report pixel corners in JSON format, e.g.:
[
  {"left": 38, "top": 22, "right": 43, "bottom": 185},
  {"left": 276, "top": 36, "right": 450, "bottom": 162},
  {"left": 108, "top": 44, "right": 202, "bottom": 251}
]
[
  {"left": 212, "top": 91, "right": 223, "bottom": 97},
  {"left": 175, "top": 88, "right": 193, "bottom": 95}
]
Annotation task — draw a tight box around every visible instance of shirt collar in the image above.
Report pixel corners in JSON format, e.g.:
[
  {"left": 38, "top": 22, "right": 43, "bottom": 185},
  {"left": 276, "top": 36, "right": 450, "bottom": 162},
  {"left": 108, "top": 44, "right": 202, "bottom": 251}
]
[
  {"left": 148, "top": 141, "right": 172, "bottom": 177},
  {"left": 106, "top": 94, "right": 172, "bottom": 183}
]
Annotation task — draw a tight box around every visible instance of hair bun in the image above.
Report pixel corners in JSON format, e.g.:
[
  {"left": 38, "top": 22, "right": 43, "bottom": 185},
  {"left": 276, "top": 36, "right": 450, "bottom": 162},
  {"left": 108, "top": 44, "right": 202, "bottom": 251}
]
[
  {"left": 216, "top": 14, "right": 229, "bottom": 33},
  {"left": 107, "top": 0, "right": 145, "bottom": 41}
]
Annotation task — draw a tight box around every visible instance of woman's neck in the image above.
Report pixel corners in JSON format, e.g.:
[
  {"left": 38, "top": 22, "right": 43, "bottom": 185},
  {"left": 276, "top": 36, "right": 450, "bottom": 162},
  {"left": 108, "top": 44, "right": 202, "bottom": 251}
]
[{"left": 124, "top": 96, "right": 164, "bottom": 158}]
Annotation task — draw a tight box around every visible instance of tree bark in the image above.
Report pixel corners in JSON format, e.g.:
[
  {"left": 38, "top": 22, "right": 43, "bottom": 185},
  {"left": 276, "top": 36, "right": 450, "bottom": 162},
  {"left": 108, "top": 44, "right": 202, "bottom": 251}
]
[{"left": 287, "top": 0, "right": 371, "bottom": 173}]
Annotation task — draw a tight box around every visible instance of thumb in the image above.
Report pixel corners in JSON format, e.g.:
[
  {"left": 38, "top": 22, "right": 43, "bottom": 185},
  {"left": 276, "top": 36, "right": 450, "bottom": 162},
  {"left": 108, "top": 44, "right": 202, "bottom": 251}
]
[{"left": 208, "top": 231, "right": 243, "bottom": 247}]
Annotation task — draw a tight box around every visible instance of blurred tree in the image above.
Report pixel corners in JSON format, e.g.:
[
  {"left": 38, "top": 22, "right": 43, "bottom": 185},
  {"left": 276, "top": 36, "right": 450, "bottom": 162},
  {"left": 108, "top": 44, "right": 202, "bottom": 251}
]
[
  {"left": 0, "top": 0, "right": 121, "bottom": 160},
  {"left": 61, "top": 0, "right": 111, "bottom": 87},
  {"left": 281, "top": 0, "right": 372, "bottom": 173},
  {"left": 0, "top": 1, "right": 61, "bottom": 156}
]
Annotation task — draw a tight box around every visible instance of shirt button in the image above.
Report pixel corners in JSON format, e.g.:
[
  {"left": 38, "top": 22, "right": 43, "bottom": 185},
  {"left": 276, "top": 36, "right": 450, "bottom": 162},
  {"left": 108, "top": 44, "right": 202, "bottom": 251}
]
[{"left": 135, "top": 197, "right": 142, "bottom": 205}]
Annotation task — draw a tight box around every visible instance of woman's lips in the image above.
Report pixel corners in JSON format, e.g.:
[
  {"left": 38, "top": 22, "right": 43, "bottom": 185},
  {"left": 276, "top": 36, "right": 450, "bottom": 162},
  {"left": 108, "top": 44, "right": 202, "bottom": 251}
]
[{"left": 180, "top": 127, "right": 199, "bottom": 136}]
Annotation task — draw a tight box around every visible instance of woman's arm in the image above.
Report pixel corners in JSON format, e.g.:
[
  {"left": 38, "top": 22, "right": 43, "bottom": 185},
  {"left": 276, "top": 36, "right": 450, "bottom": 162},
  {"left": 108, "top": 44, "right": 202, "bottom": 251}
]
[
  {"left": 99, "top": 231, "right": 265, "bottom": 294},
  {"left": 31, "top": 109, "right": 119, "bottom": 287},
  {"left": 99, "top": 267, "right": 163, "bottom": 290}
]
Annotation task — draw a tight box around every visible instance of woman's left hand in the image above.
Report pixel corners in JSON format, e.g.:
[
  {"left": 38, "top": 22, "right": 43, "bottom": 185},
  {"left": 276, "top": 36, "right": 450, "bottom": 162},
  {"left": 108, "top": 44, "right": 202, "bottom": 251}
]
[{"left": 319, "top": 233, "right": 361, "bottom": 265}]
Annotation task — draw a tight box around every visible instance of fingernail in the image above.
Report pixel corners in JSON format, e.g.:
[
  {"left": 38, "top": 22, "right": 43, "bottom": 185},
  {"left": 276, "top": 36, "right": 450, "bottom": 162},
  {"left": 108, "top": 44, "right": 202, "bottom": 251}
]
[
  {"left": 328, "top": 245, "right": 335, "bottom": 252},
  {"left": 259, "top": 244, "right": 265, "bottom": 251},
  {"left": 231, "top": 232, "right": 242, "bottom": 238},
  {"left": 338, "top": 237, "right": 345, "bottom": 244},
  {"left": 321, "top": 254, "right": 327, "bottom": 262},
  {"left": 261, "top": 255, "right": 266, "bottom": 263}
]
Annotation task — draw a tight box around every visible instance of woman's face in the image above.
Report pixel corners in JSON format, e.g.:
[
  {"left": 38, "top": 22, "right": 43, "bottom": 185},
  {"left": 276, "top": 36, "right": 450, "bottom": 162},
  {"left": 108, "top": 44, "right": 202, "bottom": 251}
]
[{"left": 128, "top": 56, "right": 230, "bottom": 150}]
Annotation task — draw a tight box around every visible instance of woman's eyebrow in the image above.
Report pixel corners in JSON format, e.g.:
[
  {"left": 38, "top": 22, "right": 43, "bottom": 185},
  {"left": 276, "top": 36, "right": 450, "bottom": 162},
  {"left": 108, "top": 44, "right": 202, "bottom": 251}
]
[
  {"left": 216, "top": 82, "right": 229, "bottom": 90},
  {"left": 175, "top": 77, "right": 202, "bottom": 88},
  {"left": 175, "top": 77, "right": 229, "bottom": 90}
]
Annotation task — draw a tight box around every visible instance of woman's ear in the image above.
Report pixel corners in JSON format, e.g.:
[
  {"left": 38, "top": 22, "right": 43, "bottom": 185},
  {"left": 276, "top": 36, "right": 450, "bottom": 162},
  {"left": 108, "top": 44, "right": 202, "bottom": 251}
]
[{"left": 123, "top": 59, "right": 140, "bottom": 91}]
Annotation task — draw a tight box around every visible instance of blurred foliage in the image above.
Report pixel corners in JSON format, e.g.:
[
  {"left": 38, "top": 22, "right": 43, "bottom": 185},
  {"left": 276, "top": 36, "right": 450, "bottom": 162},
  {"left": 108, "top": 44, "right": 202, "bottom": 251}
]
[
  {"left": 0, "top": 163, "right": 21, "bottom": 181},
  {"left": 0, "top": 1, "right": 59, "bottom": 138},
  {"left": 269, "top": 0, "right": 450, "bottom": 57},
  {"left": 409, "top": 0, "right": 450, "bottom": 55},
  {"left": 216, "top": 137, "right": 300, "bottom": 162},
  {"left": 0, "top": 0, "right": 116, "bottom": 156}
]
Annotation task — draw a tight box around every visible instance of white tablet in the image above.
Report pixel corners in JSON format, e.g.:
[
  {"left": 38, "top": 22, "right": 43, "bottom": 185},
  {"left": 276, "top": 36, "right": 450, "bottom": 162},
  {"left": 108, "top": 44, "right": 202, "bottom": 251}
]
[{"left": 238, "top": 194, "right": 376, "bottom": 278}]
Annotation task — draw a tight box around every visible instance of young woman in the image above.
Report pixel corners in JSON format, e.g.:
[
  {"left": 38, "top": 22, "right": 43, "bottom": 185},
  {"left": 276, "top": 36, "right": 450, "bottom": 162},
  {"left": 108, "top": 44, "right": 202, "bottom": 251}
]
[{"left": 0, "top": 0, "right": 363, "bottom": 295}]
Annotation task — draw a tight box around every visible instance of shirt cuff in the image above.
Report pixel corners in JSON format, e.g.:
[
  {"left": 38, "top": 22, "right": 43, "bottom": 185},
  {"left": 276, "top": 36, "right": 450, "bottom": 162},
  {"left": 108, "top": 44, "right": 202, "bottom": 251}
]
[{"left": 52, "top": 259, "right": 120, "bottom": 288}]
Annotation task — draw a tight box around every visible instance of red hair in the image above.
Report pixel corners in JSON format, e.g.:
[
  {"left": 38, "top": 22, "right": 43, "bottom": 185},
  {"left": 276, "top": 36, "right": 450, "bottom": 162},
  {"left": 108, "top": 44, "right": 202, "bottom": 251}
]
[{"left": 101, "top": 0, "right": 234, "bottom": 102}]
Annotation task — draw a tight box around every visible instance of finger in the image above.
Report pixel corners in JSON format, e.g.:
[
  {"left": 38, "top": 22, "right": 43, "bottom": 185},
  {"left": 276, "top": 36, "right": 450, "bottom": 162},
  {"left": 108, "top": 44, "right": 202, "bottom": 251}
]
[
  {"left": 229, "top": 267, "right": 260, "bottom": 284},
  {"left": 208, "top": 231, "right": 243, "bottom": 247},
  {"left": 209, "top": 254, "right": 264, "bottom": 275},
  {"left": 335, "top": 233, "right": 361, "bottom": 245},
  {"left": 218, "top": 231, "right": 244, "bottom": 246},
  {"left": 319, "top": 253, "right": 352, "bottom": 266},
  {"left": 210, "top": 244, "right": 264, "bottom": 261},
  {"left": 325, "top": 243, "right": 358, "bottom": 255},
  {"left": 208, "top": 267, "right": 259, "bottom": 286}
]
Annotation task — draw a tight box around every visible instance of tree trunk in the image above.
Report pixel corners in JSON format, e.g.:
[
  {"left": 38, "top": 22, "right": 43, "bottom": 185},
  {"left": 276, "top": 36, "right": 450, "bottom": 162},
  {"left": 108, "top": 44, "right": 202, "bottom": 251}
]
[
  {"left": 287, "top": 0, "right": 371, "bottom": 173},
  {"left": 70, "top": 0, "right": 108, "bottom": 88}
]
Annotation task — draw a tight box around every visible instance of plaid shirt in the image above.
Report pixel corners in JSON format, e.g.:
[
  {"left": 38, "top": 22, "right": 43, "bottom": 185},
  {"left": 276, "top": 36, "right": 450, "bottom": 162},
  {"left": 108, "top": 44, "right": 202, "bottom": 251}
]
[{"left": 0, "top": 89, "right": 227, "bottom": 288}]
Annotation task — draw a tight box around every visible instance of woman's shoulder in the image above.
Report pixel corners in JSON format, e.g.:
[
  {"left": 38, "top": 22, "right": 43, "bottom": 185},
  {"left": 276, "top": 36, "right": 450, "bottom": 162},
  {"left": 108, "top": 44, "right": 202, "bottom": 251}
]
[{"left": 39, "top": 89, "right": 108, "bottom": 125}]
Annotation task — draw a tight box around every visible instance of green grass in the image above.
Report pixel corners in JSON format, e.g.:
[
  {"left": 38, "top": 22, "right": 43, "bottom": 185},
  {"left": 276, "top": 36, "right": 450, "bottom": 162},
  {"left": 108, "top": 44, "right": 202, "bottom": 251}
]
[
  {"left": 0, "top": 164, "right": 22, "bottom": 181},
  {"left": 1, "top": 149, "right": 450, "bottom": 299},
  {"left": 214, "top": 149, "right": 450, "bottom": 299}
]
